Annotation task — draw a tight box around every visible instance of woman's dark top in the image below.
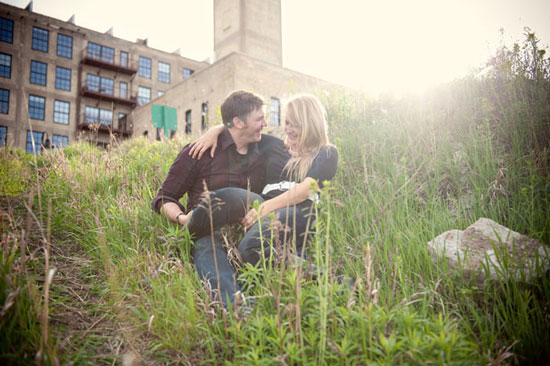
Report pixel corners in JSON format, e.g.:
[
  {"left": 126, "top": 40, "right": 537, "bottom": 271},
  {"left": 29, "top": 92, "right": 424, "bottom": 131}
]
[{"left": 262, "top": 144, "right": 339, "bottom": 199}]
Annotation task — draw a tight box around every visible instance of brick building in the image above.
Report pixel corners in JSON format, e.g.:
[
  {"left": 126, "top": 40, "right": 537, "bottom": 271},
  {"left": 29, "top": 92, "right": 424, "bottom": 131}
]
[{"left": 0, "top": 0, "right": 339, "bottom": 151}]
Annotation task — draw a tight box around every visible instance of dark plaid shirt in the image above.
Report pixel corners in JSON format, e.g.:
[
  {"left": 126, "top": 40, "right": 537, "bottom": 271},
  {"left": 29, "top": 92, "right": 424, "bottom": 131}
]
[{"left": 151, "top": 128, "right": 268, "bottom": 213}]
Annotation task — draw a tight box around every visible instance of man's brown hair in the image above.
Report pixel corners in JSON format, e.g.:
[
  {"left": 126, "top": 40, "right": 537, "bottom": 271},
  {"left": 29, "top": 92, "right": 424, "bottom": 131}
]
[{"left": 221, "top": 90, "right": 264, "bottom": 127}]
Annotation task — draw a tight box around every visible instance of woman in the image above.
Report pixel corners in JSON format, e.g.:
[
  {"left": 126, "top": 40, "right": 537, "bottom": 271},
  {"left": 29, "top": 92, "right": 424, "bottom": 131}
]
[{"left": 183, "top": 94, "right": 337, "bottom": 265}]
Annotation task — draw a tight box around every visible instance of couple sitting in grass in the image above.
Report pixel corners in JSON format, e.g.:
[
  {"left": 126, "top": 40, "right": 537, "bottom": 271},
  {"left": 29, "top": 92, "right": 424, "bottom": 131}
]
[{"left": 152, "top": 90, "right": 338, "bottom": 307}]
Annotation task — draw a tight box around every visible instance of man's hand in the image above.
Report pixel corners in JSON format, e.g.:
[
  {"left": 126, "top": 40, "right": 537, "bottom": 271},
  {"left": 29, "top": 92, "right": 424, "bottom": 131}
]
[{"left": 177, "top": 212, "right": 191, "bottom": 228}]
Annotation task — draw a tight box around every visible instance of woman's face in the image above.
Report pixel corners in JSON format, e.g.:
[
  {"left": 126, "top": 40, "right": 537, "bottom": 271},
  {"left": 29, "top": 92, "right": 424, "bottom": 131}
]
[{"left": 284, "top": 118, "right": 301, "bottom": 150}]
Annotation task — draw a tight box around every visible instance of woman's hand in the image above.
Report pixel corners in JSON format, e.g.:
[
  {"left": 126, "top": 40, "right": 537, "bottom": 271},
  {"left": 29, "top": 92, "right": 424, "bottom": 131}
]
[
  {"left": 242, "top": 206, "right": 265, "bottom": 230},
  {"left": 188, "top": 125, "right": 224, "bottom": 159}
]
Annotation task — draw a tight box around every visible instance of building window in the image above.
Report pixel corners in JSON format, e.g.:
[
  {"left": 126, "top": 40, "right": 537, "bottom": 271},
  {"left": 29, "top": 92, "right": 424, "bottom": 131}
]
[
  {"left": 86, "top": 74, "right": 113, "bottom": 95},
  {"left": 86, "top": 74, "right": 100, "bottom": 91},
  {"left": 0, "top": 88, "right": 9, "bottom": 114},
  {"left": 85, "top": 106, "right": 99, "bottom": 123},
  {"left": 201, "top": 102, "right": 208, "bottom": 130},
  {"left": 26, "top": 130, "right": 43, "bottom": 154},
  {"left": 0, "top": 126, "right": 7, "bottom": 147},
  {"left": 55, "top": 66, "right": 71, "bottom": 91},
  {"left": 138, "top": 86, "right": 151, "bottom": 106},
  {"left": 118, "top": 112, "right": 127, "bottom": 125},
  {"left": 139, "top": 56, "right": 151, "bottom": 78},
  {"left": 100, "top": 77, "right": 114, "bottom": 95},
  {"left": 157, "top": 90, "right": 164, "bottom": 97},
  {"left": 101, "top": 46, "right": 115, "bottom": 64},
  {"left": 0, "top": 17, "right": 14, "bottom": 43},
  {"left": 120, "top": 51, "right": 128, "bottom": 67},
  {"left": 53, "top": 100, "right": 70, "bottom": 125},
  {"left": 0, "top": 53, "right": 11, "bottom": 78},
  {"left": 185, "top": 109, "right": 192, "bottom": 134},
  {"left": 87, "top": 42, "right": 114, "bottom": 63},
  {"left": 87, "top": 42, "right": 101, "bottom": 59},
  {"left": 269, "top": 97, "right": 280, "bottom": 126},
  {"left": 183, "top": 68, "right": 193, "bottom": 79},
  {"left": 99, "top": 109, "right": 113, "bottom": 126},
  {"left": 29, "top": 95, "right": 45, "bottom": 120},
  {"left": 84, "top": 107, "right": 113, "bottom": 126},
  {"left": 158, "top": 61, "right": 170, "bottom": 83},
  {"left": 30, "top": 60, "right": 47, "bottom": 86},
  {"left": 119, "top": 82, "right": 128, "bottom": 99},
  {"left": 52, "top": 134, "right": 68, "bottom": 149},
  {"left": 56, "top": 34, "right": 73, "bottom": 58},
  {"left": 32, "top": 27, "right": 49, "bottom": 52}
]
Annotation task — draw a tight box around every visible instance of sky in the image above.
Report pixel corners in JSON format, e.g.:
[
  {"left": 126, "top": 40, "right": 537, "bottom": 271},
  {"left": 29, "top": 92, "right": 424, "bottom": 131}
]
[{"left": 3, "top": 0, "right": 550, "bottom": 95}]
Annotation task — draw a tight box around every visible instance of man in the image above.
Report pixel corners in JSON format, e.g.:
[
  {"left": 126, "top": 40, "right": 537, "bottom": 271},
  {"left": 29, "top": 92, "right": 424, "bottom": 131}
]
[{"left": 151, "top": 90, "right": 271, "bottom": 306}]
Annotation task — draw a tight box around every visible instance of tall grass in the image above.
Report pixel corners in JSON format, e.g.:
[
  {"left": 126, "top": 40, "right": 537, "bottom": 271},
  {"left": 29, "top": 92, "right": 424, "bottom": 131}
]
[{"left": 1, "top": 33, "right": 549, "bottom": 364}]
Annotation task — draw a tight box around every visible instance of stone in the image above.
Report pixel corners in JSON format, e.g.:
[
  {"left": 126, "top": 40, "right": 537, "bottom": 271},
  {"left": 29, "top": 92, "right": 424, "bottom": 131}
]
[{"left": 427, "top": 218, "right": 549, "bottom": 282}]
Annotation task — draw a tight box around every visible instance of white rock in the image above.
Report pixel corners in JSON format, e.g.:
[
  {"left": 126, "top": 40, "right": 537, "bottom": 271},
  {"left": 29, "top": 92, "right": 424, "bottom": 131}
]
[{"left": 427, "top": 218, "right": 549, "bottom": 282}]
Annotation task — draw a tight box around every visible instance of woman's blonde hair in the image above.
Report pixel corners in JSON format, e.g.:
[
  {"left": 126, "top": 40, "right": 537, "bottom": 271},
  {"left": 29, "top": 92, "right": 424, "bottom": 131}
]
[{"left": 283, "top": 94, "right": 330, "bottom": 181}]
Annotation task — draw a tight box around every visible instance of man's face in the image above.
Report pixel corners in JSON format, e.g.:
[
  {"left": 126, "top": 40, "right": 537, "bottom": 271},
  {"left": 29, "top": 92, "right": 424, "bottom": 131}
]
[{"left": 240, "top": 107, "right": 267, "bottom": 143}]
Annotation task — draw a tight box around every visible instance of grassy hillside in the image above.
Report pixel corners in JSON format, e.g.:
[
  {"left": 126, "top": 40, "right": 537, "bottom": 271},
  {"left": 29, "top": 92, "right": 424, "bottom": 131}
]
[{"left": 1, "top": 34, "right": 549, "bottom": 365}]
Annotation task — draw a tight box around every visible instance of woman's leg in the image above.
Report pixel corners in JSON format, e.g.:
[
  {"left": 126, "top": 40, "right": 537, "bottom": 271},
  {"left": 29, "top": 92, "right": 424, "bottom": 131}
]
[
  {"left": 187, "top": 187, "right": 264, "bottom": 238},
  {"left": 238, "top": 201, "right": 315, "bottom": 266}
]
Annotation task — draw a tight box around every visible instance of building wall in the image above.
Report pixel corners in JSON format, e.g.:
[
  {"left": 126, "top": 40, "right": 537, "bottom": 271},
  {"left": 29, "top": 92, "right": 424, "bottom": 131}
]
[
  {"left": 132, "top": 52, "right": 341, "bottom": 141},
  {"left": 214, "top": 0, "right": 282, "bottom": 65},
  {"left": 0, "top": 2, "right": 209, "bottom": 151}
]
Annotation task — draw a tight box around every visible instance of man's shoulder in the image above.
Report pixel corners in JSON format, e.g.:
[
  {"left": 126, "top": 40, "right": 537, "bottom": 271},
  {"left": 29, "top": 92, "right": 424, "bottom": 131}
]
[
  {"left": 173, "top": 143, "right": 213, "bottom": 168},
  {"left": 258, "top": 133, "right": 285, "bottom": 154}
]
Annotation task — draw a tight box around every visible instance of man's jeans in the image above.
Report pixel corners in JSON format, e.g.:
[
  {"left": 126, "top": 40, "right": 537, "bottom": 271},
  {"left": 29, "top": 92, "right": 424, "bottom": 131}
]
[
  {"left": 187, "top": 187, "right": 314, "bottom": 306},
  {"left": 188, "top": 188, "right": 263, "bottom": 306}
]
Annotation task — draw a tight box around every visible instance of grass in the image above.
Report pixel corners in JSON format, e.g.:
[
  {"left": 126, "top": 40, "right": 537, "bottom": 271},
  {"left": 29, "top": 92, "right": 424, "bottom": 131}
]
[{"left": 1, "top": 37, "right": 550, "bottom": 364}]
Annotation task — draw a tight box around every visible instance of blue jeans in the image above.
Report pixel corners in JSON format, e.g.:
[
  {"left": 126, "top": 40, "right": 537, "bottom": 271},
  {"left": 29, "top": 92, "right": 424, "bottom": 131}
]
[
  {"left": 188, "top": 187, "right": 314, "bottom": 306},
  {"left": 188, "top": 188, "right": 263, "bottom": 306},
  {"left": 238, "top": 200, "right": 314, "bottom": 265}
]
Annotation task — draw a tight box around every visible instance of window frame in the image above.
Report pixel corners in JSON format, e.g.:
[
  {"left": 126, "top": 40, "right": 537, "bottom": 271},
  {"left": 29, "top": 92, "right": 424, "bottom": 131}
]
[
  {"left": 52, "top": 134, "right": 68, "bottom": 149},
  {"left": 138, "top": 86, "right": 151, "bottom": 106},
  {"left": 32, "top": 27, "right": 49, "bottom": 52},
  {"left": 85, "top": 106, "right": 99, "bottom": 123},
  {"left": 0, "top": 52, "right": 12, "bottom": 78},
  {"left": 0, "top": 88, "right": 9, "bottom": 114},
  {"left": 269, "top": 97, "right": 280, "bottom": 126},
  {"left": 201, "top": 102, "right": 208, "bottom": 130},
  {"left": 100, "top": 77, "right": 114, "bottom": 95},
  {"left": 0, "top": 126, "right": 7, "bottom": 147},
  {"left": 119, "top": 81, "right": 128, "bottom": 99},
  {"left": 120, "top": 51, "right": 128, "bottom": 67},
  {"left": 26, "top": 130, "right": 44, "bottom": 154},
  {"left": 0, "top": 17, "right": 14, "bottom": 44},
  {"left": 87, "top": 42, "right": 114, "bottom": 63},
  {"left": 55, "top": 66, "right": 71, "bottom": 91},
  {"left": 30, "top": 60, "right": 48, "bottom": 86},
  {"left": 185, "top": 109, "right": 192, "bottom": 134},
  {"left": 86, "top": 74, "right": 100, "bottom": 92},
  {"left": 86, "top": 73, "right": 113, "bottom": 95},
  {"left": 53, "top": 99, "right": 70, "bottom": 125},
  {"left": 158, "top": 61, "right": 170, "bottom": 83},
  {"left": 139, "top": 56, "right": 152, "bottom": 78},
  {"left": 28, "top": 94, "right": 45, "bottom": 120},
  {"left": 99, "top": 109, "right": 113, "bottom": 126},
  {"left": 183, "top": 68, "right": 193, "bottom": 79},
  {"left": 56, "top": 33, "right": 73, "bottom": 58},
  {"left": 101, "top": 46, "right": 115, "bottom": 64}
]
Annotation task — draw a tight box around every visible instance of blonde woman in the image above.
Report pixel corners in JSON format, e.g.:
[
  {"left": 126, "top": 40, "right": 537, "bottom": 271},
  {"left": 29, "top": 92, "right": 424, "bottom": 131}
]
[{"left": 185, "top": 94, "right": 338, "bottom": 265}]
